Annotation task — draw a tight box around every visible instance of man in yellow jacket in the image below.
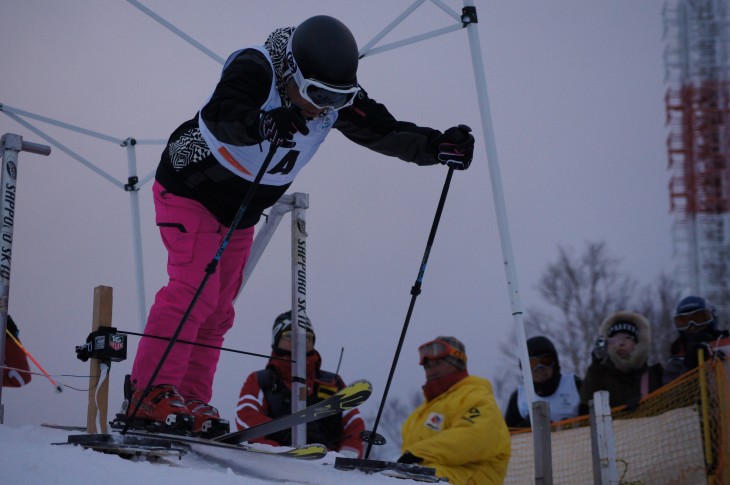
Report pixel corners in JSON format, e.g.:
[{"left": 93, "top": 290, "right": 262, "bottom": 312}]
[{"left": 400, "top": 336, "right": 511, "bottom": 485}]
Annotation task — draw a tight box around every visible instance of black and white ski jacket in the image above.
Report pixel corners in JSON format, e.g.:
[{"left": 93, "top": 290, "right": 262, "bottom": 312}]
[{"left": 155, "top": 44, "right": 444, "bottom": 229}]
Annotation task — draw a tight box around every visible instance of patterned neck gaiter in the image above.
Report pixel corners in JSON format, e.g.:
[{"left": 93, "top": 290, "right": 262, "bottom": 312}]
[{"left": 264, "top": 26, "right": 296, "bottom": 107}]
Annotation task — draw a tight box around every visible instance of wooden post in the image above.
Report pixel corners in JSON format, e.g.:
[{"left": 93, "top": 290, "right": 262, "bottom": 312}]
[
  {"left": 590, "top": 391, "right": 619, "bottom": 485},
  {"left": 86, "top": 286, "right": 113, "bottom": 434},
  {"left": 532, "top": 400, "right": 553, "bottom": 485}
]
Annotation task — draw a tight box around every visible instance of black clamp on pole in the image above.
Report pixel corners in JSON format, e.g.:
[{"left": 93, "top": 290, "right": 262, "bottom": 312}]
[
  {"left": 462, "top": 6, "right": 478, "bottom": 27},
  {"left": 121, "top": 138, "right": 139, "bottom": 191},
  {"left": 124, "top": 175, "right": 139, "bottom": 192}
]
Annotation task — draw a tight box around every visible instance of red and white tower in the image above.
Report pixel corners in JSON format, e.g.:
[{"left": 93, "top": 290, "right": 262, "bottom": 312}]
[{"left": 665, "top": 0, "right": 730, "bottom": 320}]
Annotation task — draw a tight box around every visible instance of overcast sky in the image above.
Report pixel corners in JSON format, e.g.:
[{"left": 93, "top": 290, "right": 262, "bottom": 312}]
[{"left": 0, "top": 0, "right": 672, "bottom": 428}]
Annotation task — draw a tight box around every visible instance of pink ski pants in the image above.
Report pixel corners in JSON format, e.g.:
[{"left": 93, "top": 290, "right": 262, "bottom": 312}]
[{"left": 131, "top": 181, "right": 254, "bottom": 403}]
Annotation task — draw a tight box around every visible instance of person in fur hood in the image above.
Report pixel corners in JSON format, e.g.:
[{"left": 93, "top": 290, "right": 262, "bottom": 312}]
[{"left": 579, "top": 311, "right": 663, "bottom": 413}]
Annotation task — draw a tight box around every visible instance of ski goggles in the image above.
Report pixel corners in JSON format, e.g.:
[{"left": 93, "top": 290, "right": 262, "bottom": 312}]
[
  {"left": 674, "top": 308, "right": 714, "bottom": 331},
  {"left": 418, "top": 339, "right": 466, "bottom": 365},
  {"left": 529, "top": 353, "right": 556, "bottom": 369},
  {"left": 291, "top": 70, "right": 359, "bottom": 110},
  {"left": 285, "top": 42, "right": 360, "bottom": 110}
]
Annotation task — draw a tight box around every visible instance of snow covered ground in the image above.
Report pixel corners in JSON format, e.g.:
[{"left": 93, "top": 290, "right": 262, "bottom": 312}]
[{"left": 0, "top": 423, "right": 420, "bottom": 485}]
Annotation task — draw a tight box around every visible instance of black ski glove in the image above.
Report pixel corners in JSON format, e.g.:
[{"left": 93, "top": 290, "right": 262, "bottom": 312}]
[
  {"left": 431, "top": 124, "right": 474, "bottom": 170},
  {"left": 397, "top": 452, "right": 423, "bottom": 464},
  {"left": 685, "top": 341, "right": 713, "bottom": 369},
  {"left": 682, "top": 329, "right": 722, "bottom": 369},
  {"left": 259, "top": 107, "right": 309, "bottom": 148}
]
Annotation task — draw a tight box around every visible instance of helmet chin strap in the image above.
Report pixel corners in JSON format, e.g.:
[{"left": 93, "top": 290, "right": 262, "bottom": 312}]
[
  {"left": 281, "top": 59, "right": 294, "bottom": 84},
  {"left": 278, "top": 75, "right": 297, "bottom": 110}
]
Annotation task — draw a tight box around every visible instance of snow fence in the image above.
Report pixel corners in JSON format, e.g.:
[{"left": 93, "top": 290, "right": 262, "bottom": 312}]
[{"left": 504, "top": 354, "right": 730, "bottom": 485}]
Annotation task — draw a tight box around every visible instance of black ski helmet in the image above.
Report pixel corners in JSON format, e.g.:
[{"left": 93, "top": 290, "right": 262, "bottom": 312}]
[
  {"left": 675, "top": 295, "right": 718, "bottom": 331},
  {"left": 288, "top": 15, "right": 359, "bottom": 87},
  {"left": 271, "top": 310, "right": 315, "bottom": 349}
]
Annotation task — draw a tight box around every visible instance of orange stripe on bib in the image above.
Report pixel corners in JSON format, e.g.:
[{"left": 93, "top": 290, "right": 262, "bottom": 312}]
[{"left": 218, "top": 147, "right": 252, "bottom": 175}]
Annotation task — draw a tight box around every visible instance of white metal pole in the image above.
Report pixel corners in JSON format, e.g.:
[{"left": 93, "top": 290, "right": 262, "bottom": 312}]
[
  {"left": 126, "top": 0, "right": 225, "bottom": 65},
  {"left": 359, "top": 0, "right": 425, "bottom": 55},
  {"left": 0, "top": 106, "right": 122, "bottom": 188},
  {"left": 461, "top": 0, "right": 536, "bottom": 423},
  {"left": 590, "top": 391, "right": 619, "bottom": 484},
  {"left": 290, "top": 193, "right": 309, "bottom": 446},
  {"left": 123, "top": 138, "right": 147, "bottom": 330},
  {"left": 0, "top": 133, "right": 50, "bottom": 423},
  {"left": 237, "top": 194, "right": 298, "bottom": 296}
]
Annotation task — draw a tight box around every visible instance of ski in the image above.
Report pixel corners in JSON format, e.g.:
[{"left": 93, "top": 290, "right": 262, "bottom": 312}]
[
  {"left": 41, "top": 423, "right": 86, "bottom": 432},
  {"left": 334, "top": 457, "right": 447, "bottom": 483},
  {"left": 214, "top": 378, "right": 372, "bottom": 444},
  {"left": 123, "top": 430, "right": 328, "bottom": 460},
  {"left": 61, "top": 431, "right": 328, "bottom": 461},
  {"left": 58, "top": 433, "right": 189, "bottom": 461}
]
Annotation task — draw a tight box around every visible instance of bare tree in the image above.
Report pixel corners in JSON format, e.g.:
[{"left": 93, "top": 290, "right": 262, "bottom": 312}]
[{"left": 635, "top": 272, "right": 682, "bottom": 366}]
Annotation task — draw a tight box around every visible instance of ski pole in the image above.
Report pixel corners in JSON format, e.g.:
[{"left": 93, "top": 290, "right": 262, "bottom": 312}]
[
  {"left": 335, "top": 346, "right": 344, "bottom": 376},
  {"left": 5, "top": 329, "right": 63, "bottom": 393},
  {"left": 362, "top": 167, "right": 455, "bottom": 458},
  {"left": 124, "top": 143, "right": 278, "bottom": 433}
]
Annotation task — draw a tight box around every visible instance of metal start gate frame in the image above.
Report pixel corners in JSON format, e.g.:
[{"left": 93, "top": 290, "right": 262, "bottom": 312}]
[
  {"left": 236, "top": 192, "right": 311, "bottom": 442},
  {"left": 1, "top": 0, "right": 536, "bottom": 451}
]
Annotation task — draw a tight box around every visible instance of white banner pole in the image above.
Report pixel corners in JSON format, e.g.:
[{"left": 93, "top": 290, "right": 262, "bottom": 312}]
[
  {"left": 290, "top": 193, "right": 309, "bottom": 446},
  {"left": 123, "top": 138, "right": 147, "bottom": 330},
  {"left": 0, "top": 134, "right": 50, "bottom": 423}
]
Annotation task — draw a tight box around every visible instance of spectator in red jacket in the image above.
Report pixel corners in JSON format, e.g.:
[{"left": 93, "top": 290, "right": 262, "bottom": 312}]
[{"left": 235, "top": 311, "right": 365, "bottom": 457}]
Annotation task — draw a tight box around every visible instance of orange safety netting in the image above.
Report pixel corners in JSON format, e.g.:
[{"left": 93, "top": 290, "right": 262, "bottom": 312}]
[{"left": 505, "top": 354, "right": 730, "bottom": 485}]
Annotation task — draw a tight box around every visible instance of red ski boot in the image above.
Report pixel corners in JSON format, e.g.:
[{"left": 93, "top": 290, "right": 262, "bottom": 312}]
[
  {"left": 186, "top": 399, "right": 230, "bottom": 438},
  {"left": 124, "top": 383, "right": 194, "bottom": 433}
]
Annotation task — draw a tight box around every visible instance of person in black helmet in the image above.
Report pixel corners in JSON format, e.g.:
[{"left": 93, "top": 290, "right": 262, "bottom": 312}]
[
  {"left": 664, "top": 296, "right": 728, "bottom": 384},
  {"left": 504, "top": 336, "right": 581, "bottom": 428},
  {"left": 126, "top": 15, "right": 476, "bottom": 434},
  {"left": 235, "top": 311, "right": 365, "bottom": 457}
]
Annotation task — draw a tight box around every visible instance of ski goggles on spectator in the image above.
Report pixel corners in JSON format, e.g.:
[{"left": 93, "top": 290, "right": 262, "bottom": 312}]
[
  {"left": 529, "top": 353, "right": 556, "bottom": 369},
  {"left": 674, "top": 308, "right": 714, "bottom": 331},
  {"left": 418, "top": 339, "right": 466, "bottom": 365}
]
